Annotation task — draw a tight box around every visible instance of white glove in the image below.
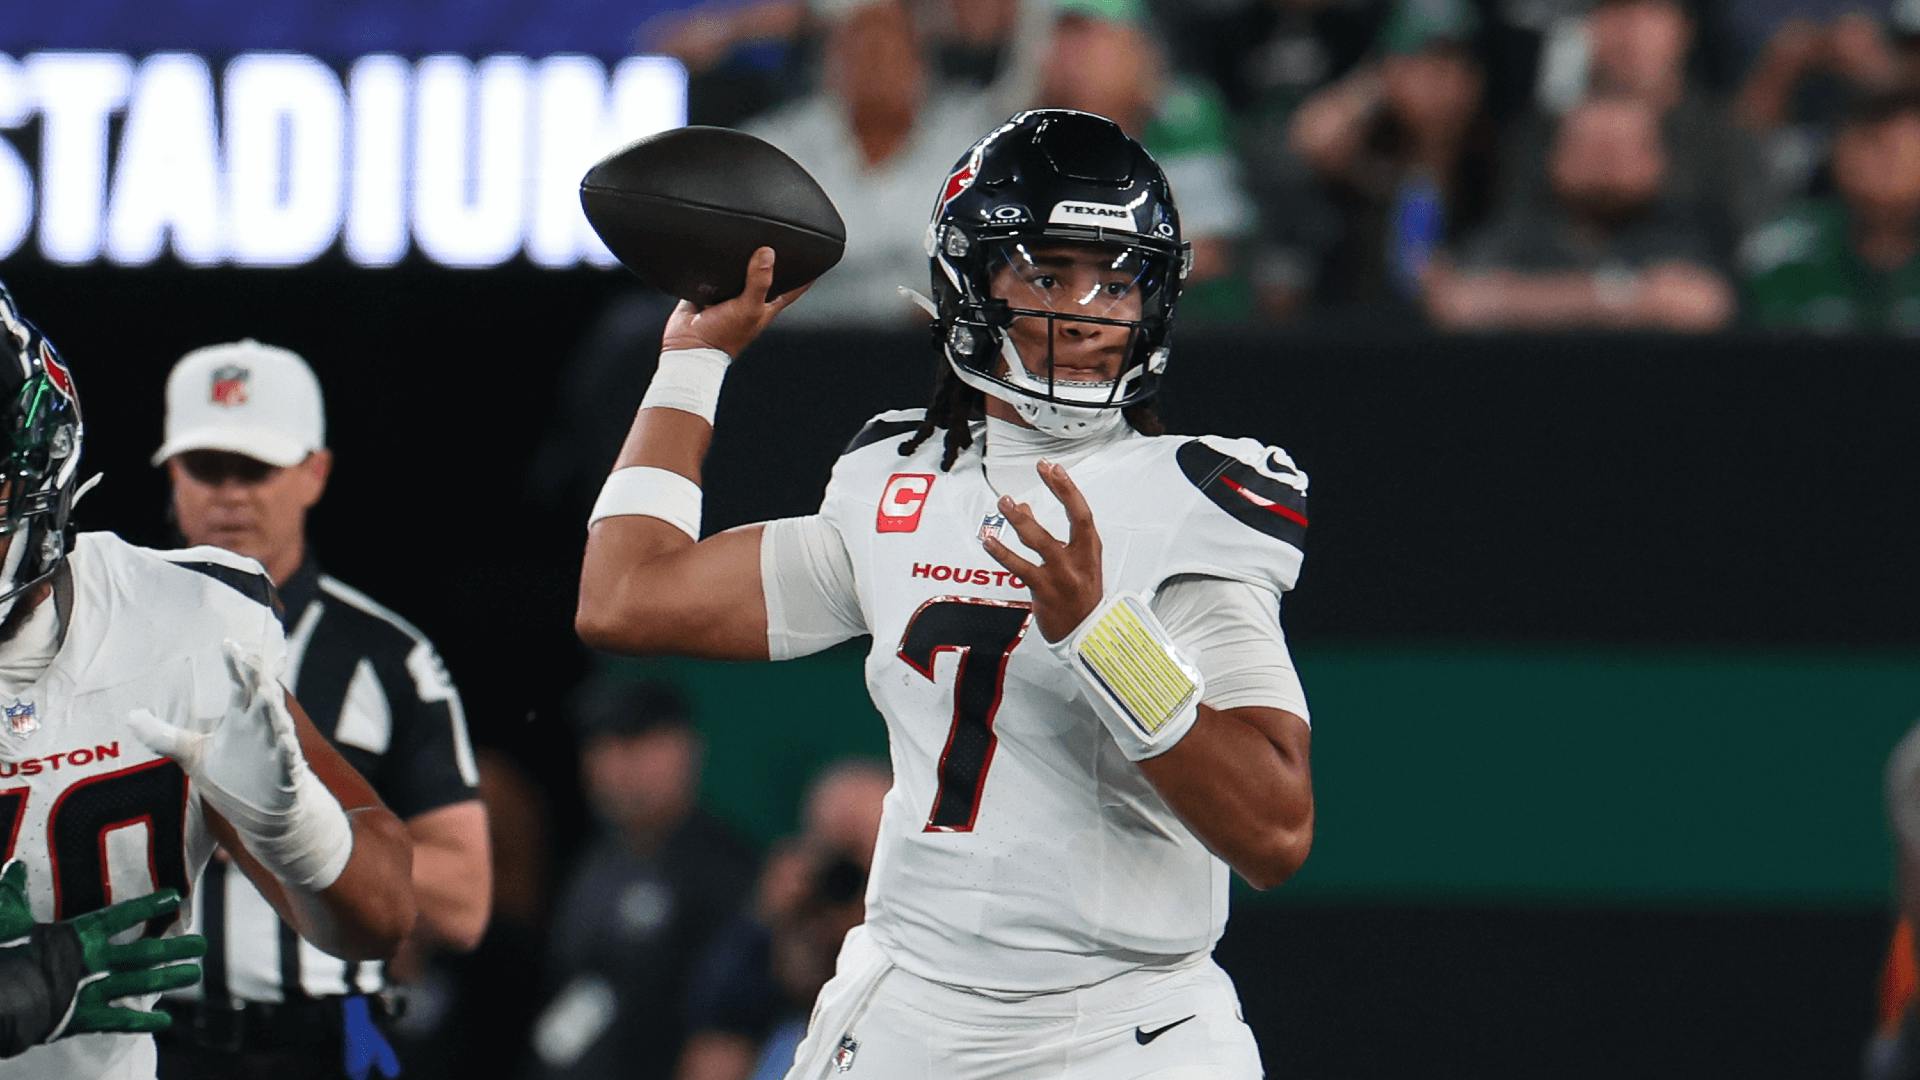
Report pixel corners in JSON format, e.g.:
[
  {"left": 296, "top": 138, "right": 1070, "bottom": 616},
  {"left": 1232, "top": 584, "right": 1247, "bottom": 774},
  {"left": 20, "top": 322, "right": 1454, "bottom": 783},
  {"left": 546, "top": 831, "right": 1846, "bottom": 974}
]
[{"left": 127, "top": 640, "right": 353, "bottom": 891}]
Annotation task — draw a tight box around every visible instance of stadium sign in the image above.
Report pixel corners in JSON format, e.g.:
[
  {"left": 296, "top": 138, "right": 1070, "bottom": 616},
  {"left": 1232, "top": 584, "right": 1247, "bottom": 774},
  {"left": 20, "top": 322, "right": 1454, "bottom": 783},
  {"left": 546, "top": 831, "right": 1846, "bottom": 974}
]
[{"left": 0, "top": 51, "right": 687, "bottom": 269}]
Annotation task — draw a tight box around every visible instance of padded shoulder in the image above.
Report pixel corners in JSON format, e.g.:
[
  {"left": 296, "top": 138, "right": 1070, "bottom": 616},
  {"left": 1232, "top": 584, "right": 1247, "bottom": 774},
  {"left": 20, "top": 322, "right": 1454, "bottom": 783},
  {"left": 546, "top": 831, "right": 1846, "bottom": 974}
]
[
  {"left": 149, "top": 547, "right": 282, "bottom": 615},
  {"left": 841, "top": 408, "right": 929, "bottom": 456},
  {"left": 1175, "top": 436, "right": 1309, "bottom": 551}
]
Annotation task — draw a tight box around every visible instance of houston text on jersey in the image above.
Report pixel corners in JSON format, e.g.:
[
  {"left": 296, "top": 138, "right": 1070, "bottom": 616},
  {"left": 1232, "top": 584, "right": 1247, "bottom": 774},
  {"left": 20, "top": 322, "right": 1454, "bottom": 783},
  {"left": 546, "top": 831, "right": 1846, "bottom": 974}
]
[
  {"left": 0, "top": 741, "right": 126, "bottom": 777},
  {"left": 910, "top": 563, "right": 1025, "bottom": 589}
]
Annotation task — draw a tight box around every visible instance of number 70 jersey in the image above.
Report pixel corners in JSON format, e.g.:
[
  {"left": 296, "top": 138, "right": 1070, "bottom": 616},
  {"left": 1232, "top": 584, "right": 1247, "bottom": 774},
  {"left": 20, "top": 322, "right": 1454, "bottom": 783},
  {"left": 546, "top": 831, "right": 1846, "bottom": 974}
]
[
  {"left": 0, "top": 532, "right": 285, "bottom": 1080},
  {"left": 816, "top": 413, "right": 1308, "bottom": 995}
]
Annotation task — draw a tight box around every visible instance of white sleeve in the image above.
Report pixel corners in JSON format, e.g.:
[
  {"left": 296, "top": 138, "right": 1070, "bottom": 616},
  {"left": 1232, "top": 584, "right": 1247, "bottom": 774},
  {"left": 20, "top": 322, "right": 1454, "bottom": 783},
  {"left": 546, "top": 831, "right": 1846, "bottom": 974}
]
[
  {"left": 1152, "top": 574, "right": 1310, "bottom": 724},
  {"left": 760, "top": 514, "right": 866, "bottom": 661}
]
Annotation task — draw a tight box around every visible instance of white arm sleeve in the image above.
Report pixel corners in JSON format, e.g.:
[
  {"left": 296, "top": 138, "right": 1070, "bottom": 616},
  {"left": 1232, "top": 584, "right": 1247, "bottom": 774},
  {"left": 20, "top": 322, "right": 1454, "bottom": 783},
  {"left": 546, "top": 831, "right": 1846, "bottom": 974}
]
[
  {"left": 1152, "top": 574, "right": 1310, "bottom": 725},
  {"left": 760, "top": 514, "right": 866, "bottom": 661}
]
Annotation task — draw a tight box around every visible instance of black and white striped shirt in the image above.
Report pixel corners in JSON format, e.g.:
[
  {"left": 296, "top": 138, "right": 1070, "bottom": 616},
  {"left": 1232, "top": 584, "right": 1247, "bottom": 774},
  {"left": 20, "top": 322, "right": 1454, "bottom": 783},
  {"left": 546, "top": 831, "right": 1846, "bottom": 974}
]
[{"left": 175, "top": 557, "right": 479, "bottom": 1004}]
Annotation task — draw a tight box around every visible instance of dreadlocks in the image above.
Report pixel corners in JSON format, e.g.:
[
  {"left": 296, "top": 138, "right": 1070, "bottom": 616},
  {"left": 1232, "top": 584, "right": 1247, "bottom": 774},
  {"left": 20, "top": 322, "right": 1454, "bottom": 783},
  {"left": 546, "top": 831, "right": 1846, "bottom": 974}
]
[{"left": 898, "top": 366, "right": 1164, "bottom": 472}]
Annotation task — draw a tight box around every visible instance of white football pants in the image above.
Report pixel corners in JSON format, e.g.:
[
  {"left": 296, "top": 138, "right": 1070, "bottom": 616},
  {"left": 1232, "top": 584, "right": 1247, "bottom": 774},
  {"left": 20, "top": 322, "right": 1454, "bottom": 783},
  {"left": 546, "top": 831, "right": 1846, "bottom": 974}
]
[{"left": 781, "top": 926, "right": 1264, "bottom": 1080}]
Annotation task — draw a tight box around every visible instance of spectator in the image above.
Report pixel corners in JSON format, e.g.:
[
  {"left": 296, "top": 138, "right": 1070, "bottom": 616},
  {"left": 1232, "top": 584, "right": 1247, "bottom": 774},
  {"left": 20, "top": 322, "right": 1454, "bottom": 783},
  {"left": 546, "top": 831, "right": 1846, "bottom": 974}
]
[
  {"left": 1425, "top": 92, "right": 1734, "bottom": 330},
  {"left": 1178, "top": 0, "right": 1381, "bottom": 320},
  {"left": 527, "top": 676, "right": 757, "bottom": 1080},
  {"left": 1741, "top": 88, "right": 1920, "bottom": 334},
  {"left": 1736, "top": 12, "right": 1903, "bottom": 203},
  {"left": 740, "top": 0, "right": 1000, "bottom": 326},
  {"left": 1284, "top": 0, "right": 1499, "bottom": 315},
  {"left": 1032, "top": 0, "right": 1259, "bottom": 317},
  {"left": 1517, "top": 0, "right": 1765, "bottom": 260},
  {"left": 676, "top": 761, "right": 890, "bottom": 1080},
  {"left": 152, "top": 340, "right": 490, "bottom": 1080}
]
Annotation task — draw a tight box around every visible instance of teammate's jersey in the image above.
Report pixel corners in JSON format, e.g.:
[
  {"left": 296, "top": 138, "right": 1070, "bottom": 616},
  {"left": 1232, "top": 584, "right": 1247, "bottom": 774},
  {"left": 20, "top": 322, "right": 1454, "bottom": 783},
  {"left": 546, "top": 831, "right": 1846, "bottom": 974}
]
[
  {"left": 817, "top": 412, "right": 1308, "bottom": 993},
  {"left": 0, "top": 532, "right": 285, "bottom": 1080}
]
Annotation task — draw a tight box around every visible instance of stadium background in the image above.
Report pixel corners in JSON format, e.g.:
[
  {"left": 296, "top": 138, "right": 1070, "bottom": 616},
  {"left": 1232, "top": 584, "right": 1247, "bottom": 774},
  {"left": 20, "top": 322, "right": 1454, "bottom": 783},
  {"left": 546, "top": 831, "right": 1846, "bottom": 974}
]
[{"left": 3, "top": 0, "right": 1917, "bottom": 1076}]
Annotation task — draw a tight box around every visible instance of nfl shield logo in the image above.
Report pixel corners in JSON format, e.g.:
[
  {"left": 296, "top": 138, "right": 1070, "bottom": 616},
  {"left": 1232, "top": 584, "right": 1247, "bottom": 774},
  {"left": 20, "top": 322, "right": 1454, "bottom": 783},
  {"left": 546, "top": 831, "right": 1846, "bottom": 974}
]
[
  {"left": 4, "top": 700, "right": 37, "bottom": 737},
  {"left": 832, "top": 1034, "right": 859, "bottom": 1073},
  {"left": 977, "top": 513, "right": 1007, "bottom": 544},
  {"left": 210, "top": 365, "right": 250, "bottom": 407}
]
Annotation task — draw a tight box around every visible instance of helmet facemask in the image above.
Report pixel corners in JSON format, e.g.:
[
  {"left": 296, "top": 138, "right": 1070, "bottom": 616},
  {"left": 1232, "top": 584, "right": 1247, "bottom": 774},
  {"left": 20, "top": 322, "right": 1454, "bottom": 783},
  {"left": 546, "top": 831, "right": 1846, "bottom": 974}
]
[{"left": 941, "top": 235, "right": 1180, "bottom": 438}]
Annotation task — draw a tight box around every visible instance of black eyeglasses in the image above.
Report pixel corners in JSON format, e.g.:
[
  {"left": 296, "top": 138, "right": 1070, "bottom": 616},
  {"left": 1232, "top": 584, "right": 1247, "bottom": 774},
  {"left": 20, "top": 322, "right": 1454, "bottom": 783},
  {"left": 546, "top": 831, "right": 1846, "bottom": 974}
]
[{"left": 175, "top": 451, "right": 280, "bottom": 486}]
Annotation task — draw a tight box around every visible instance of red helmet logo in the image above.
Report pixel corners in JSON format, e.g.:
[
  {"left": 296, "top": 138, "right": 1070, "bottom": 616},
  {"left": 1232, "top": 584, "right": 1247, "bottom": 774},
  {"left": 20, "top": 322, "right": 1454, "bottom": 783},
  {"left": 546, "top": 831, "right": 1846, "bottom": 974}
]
[{"left": 38, "top": 342, "right": 75, "bottom": 403}]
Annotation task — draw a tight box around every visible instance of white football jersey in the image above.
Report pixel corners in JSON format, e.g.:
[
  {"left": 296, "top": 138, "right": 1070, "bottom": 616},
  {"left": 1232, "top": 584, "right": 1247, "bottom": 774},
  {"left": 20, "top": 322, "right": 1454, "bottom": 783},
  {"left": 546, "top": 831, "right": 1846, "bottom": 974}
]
[
  {"left": 817, "top": 411, "right": 1307, "bottom": 993},
  {"left": 0, "top": 532, "right": 286, "bottom": 1080}
]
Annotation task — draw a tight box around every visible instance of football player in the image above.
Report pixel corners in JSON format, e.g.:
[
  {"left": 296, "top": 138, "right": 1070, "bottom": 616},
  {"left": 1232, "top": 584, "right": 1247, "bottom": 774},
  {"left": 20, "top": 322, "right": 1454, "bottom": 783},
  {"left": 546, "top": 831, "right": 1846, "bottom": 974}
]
[
  {"left": 0, "top": 285, "right": 416, "bottom": 1080},
  {"left": 579, "top": 110, "right": 1312, "bottom": 1078}
]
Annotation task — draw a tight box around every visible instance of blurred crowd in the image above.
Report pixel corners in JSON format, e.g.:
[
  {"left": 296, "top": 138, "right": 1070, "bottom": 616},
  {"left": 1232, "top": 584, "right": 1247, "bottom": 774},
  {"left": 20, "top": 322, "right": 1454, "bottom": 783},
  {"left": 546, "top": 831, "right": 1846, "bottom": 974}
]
[
  {"left": 384, "top": 670, "right": 893, "bottom": 1080},
  {"left": 626, "top": 0, "right": 1920, "bottom": 334}
]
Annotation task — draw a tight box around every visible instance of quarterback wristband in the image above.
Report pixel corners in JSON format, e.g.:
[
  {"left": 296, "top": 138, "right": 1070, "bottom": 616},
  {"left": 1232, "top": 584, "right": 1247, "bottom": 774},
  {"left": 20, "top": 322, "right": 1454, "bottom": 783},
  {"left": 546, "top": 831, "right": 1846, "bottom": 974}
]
[
  {"left": 640, "top": 347, "right": 731, "bottom": 424},
  {"left": 1054, "top": 592, "right": 1204, "bottom": 761},
  {"left": 588, "top": 466, "right": 701, "bottom": 540}
]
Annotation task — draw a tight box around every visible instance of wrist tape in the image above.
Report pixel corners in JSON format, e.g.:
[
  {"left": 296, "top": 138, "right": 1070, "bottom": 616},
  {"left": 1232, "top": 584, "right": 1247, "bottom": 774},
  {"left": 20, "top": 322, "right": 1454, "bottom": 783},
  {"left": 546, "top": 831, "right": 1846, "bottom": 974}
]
[
  {"left": 640, "top": 348, "right": 731, "bottom": 424},
  {"left": 588, "top": 467, "right": 702, "bottom": 540},
  {"left": 232, "top": 766, "right": 354, "bottom": 892},
  {"left": 1054, "top": 592, "right": 1204, "bottom": 761}
]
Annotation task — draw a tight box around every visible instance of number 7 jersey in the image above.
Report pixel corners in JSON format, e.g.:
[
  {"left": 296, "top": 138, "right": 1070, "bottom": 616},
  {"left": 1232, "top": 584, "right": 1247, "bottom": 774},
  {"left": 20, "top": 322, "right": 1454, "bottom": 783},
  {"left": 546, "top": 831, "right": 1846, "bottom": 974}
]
[
  {"left": 0, "top": 532, "right": 286, "bottom": 1080},
  {"left": 813, "top": 412, "right": 1308, "bottom": 994}
]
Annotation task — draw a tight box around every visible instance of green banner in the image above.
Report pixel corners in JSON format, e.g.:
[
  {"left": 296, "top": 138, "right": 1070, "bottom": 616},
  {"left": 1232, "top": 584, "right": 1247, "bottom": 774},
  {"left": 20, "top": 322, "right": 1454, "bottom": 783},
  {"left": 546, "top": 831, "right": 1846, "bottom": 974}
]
[{"left": 614, "top": 643, "right": 1919, "bottom": 909}]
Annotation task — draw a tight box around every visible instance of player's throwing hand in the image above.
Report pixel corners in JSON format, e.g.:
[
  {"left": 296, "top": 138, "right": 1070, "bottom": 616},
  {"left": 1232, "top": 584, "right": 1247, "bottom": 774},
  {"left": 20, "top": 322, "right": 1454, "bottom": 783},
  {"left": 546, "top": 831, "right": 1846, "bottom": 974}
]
[
  {"left": 980, "top": 460, "right": 1106, "bottom": 643},
  {"left": 660, "top": 247, "right": 812, "bottom": 357}
]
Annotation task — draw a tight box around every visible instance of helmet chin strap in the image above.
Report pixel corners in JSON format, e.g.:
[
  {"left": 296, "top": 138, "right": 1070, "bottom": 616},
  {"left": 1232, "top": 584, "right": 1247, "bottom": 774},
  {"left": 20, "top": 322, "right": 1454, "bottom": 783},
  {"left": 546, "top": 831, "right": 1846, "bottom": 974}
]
[{"left": 949, "top": 339, "right": 1130, "bottom": 441}]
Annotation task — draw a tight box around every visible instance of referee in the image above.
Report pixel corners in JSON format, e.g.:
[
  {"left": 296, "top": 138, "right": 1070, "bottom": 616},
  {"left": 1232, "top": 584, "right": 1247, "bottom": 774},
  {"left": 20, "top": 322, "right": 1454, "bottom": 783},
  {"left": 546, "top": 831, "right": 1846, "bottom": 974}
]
[{"left": 149, "top": 340, "right": 492, "bottom": 1080}]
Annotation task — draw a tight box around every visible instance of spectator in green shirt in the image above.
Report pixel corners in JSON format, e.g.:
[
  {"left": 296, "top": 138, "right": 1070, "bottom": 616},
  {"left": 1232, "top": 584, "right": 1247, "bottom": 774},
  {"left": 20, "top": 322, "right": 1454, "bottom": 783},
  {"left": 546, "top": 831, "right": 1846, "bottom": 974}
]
[{"left": 1742, "top": 87, "right": 1920, "bottom": 334}]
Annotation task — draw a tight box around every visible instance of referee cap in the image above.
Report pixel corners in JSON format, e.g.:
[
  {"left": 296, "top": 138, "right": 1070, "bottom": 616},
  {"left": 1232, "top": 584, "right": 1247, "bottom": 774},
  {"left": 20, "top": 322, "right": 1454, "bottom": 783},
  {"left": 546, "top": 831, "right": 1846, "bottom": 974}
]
[{"left": 153, "top": 339, "right": 326, "bottom": 468}]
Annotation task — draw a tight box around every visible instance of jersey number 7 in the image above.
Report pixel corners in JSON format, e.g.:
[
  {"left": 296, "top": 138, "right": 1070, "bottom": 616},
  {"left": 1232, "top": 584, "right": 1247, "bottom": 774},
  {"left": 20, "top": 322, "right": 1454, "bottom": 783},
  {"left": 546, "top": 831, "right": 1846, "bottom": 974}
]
[
  {"left": 0, "top": 759, "right": 190, "bottom": 934},
  {"left": 897, "top": 597, "right": 1032, "bottom": 833}
]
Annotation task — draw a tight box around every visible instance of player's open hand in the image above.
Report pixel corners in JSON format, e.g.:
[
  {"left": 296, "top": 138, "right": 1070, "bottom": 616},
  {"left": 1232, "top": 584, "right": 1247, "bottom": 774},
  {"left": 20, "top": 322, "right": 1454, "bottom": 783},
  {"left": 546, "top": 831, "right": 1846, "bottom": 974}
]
[
  {"left": 660, "top": 247, "right": 811, "bottom": 358},
  {"left": 980, "top": 460, "right": 1105, "bottom": 643}
]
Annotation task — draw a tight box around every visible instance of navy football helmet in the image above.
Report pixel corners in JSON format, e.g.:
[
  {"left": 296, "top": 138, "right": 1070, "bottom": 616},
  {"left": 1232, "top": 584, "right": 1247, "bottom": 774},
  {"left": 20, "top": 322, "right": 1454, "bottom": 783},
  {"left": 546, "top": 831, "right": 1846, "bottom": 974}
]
[{"left": 925, "top": 110, "right": 1190, "bottom": 437}]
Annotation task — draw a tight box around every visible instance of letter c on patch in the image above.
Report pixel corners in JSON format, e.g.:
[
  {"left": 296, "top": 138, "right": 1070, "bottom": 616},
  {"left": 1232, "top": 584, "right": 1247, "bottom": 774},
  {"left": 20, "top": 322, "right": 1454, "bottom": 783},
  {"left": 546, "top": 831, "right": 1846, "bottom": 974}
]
[{"left": 877, "top": 473, "right": 935, "bottom": 533}]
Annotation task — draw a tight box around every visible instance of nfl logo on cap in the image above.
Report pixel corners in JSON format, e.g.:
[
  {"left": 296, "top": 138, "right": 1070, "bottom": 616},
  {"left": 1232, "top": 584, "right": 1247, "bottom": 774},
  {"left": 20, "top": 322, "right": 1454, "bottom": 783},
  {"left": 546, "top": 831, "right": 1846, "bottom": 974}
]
[{"left": 210, "top": 365, "right": 250, "bottom": 407}]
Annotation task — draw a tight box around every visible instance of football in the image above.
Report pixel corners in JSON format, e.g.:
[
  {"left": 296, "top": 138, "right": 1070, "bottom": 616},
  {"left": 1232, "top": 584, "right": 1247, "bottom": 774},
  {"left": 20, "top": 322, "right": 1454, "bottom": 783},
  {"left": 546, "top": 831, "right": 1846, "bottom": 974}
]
[{"left": 580, "top": 126, "right": 847, "bottom": 304}]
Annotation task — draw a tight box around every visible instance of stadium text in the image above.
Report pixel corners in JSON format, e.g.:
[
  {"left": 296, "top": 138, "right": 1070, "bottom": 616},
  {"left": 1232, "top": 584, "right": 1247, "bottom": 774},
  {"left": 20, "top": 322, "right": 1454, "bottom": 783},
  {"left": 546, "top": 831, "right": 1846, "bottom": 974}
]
[{"left": 0, "top": 51, "right": 688, "bottom": 269}]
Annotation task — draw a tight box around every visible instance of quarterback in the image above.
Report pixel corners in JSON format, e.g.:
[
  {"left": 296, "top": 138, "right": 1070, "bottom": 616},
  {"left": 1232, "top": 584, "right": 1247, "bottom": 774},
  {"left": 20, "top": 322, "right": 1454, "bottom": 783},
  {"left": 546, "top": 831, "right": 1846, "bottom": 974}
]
[
  {"left": 579, "top": 111, "right": 1312, "bottom": 1078},
  {"left": 0, "top": 285, "right": 416, "bottom": 1080}
]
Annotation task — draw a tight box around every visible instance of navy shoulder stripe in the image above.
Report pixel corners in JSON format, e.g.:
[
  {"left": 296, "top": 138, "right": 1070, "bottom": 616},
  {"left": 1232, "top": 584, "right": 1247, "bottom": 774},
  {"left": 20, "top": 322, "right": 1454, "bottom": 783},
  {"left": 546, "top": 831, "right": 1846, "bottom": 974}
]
[
  {"left": 1176, "top": 440, "right": 1309, "bottom": 549},
  {"left": 843, "top": 415, "right": 925, "bottom": 456},
  {"left": 176, "top": 560, "right": 286, "bottom": 621}
]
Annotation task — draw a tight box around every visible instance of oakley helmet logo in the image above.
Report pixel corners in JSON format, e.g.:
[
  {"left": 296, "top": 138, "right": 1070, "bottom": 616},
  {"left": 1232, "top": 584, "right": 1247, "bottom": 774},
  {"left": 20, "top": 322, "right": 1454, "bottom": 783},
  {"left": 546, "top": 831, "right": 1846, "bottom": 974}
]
[{"left": 1048, "top": 201, "right": 1135, "bottom": 229}]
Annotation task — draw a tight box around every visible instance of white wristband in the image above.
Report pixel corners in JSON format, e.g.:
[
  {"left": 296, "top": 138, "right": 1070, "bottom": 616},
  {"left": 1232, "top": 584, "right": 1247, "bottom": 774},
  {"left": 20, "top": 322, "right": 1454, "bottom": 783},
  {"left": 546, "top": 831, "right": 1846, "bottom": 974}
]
[
  {"left": 589, "top": 466, "right": 702, "bottom": 540},
  {"left": 640, "top": 348, "right": 731, "bottom": 424},
  {"left": 1053, "top": 592, "right": 1204, "bottom": 761}
]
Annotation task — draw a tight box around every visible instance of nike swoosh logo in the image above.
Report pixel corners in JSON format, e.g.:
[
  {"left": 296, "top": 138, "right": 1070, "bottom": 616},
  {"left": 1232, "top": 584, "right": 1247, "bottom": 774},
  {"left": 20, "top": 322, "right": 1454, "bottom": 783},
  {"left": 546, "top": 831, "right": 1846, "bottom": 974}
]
[{"left": 1134, "top": 1015, "right": 1196, "bottom": 1045}]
